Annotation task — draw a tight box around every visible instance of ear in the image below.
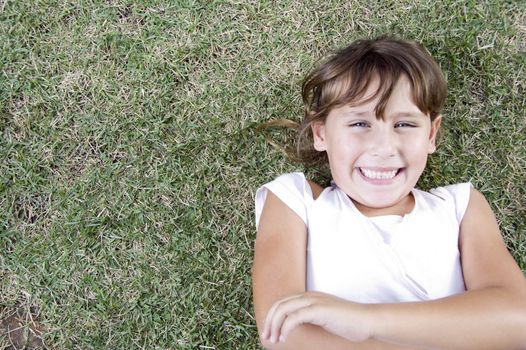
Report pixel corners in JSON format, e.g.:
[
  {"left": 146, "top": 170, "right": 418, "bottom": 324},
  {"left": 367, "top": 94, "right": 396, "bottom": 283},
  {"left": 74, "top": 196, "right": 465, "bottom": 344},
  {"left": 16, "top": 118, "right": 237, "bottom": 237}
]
[
  {"left": 428, "top": 115, "right": 442, "bottom": 154},
  {"left": 311, "top": 121, "right": 327, "bottom": 151}
]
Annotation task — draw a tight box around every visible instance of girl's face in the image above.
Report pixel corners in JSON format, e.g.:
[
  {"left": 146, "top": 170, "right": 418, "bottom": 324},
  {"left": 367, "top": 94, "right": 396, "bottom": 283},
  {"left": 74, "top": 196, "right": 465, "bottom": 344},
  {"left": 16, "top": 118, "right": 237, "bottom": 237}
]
[{"left": 312, "top": 76, "right": 442, "bottom": 216}]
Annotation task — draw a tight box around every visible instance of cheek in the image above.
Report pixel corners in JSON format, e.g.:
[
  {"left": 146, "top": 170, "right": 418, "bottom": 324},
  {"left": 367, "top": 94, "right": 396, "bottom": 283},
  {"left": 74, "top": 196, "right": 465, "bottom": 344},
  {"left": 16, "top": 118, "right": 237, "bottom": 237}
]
[
  {"left": 405, "top": 142, "right": 431, "bottom": 166},
  {"left": 396, "top": 137, "right": 426, "bottom": 162},
  {"left": 327, "top": 138, "right": 355, "bottom": 162},
  {"left": 404, "top": 134, "right": 430, "bottom": 150}
]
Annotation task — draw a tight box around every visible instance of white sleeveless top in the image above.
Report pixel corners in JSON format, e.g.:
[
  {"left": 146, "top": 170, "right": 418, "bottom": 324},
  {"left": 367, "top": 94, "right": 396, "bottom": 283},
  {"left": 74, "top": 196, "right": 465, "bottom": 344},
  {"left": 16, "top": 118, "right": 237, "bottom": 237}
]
[{"left": 255, "top": 172, "right": 471, "bottom": 303}]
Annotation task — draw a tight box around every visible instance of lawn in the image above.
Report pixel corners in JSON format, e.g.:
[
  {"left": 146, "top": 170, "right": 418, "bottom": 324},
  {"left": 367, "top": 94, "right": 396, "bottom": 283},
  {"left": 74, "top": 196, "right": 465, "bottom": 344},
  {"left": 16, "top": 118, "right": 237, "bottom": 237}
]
[{"left": 1, "top": 0, "right": 525, "bottom": 349}]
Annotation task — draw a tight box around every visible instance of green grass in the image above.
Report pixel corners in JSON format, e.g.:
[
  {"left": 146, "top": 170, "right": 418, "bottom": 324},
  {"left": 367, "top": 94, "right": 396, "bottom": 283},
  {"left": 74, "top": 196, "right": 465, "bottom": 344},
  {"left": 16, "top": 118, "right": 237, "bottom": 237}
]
[{"left": 1, "top": 0, "right": 525, "bottom": 348}]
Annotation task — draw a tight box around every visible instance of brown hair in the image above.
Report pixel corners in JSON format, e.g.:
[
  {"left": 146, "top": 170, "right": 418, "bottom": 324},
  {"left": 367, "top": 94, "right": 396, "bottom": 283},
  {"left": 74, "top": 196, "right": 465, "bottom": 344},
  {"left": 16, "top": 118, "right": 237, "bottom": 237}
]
[{"left": 297, "top": 36, "right": 447, "bottom": 166}]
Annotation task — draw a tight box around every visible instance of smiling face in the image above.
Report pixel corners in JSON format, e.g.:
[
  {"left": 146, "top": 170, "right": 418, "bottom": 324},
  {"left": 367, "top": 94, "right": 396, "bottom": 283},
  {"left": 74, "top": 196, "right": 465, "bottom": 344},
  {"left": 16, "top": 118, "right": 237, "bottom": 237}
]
[{"left": 312, "top": 75, "right": 442, "bottom": 216}]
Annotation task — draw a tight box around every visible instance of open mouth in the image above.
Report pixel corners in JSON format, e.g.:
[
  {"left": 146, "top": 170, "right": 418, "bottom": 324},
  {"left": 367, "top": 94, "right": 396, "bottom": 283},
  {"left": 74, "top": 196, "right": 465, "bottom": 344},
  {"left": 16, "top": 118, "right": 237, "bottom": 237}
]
[{"left": 359, "top": 167, "right": 403, "bottom": 180}]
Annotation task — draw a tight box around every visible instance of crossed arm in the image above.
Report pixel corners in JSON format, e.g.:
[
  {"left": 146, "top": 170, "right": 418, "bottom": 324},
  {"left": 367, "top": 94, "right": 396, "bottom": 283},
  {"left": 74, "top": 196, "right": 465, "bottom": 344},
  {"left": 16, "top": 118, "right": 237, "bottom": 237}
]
[{"left": 252, "top": 187, "right": 526, "bottom": 350}]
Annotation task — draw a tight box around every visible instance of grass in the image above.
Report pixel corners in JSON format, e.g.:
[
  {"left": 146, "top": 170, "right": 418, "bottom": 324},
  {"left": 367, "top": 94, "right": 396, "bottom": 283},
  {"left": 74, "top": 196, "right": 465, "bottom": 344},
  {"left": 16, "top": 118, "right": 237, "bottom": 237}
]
[{"left": 0, "top": 0, "right": 525, "bottom": 349}]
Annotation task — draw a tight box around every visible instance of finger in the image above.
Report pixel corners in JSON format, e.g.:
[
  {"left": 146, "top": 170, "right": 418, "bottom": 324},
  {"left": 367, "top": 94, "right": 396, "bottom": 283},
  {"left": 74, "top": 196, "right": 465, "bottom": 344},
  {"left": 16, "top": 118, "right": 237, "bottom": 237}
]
[
  {"left": 262, "top": 293, "right": 304, "bottom": 340},
  {"left": 279, "top": 305, "right": 319, "bottom": 342},
  {"left": 267, "top": 296, "right": 315, "bottom": 343}
]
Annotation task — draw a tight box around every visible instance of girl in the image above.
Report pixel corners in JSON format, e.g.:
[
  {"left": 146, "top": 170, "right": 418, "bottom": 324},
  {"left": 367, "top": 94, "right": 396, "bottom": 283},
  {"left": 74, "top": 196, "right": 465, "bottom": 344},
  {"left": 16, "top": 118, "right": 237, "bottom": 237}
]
[{"left": 252, "top": 37, "right": 526, "bottom": 350}]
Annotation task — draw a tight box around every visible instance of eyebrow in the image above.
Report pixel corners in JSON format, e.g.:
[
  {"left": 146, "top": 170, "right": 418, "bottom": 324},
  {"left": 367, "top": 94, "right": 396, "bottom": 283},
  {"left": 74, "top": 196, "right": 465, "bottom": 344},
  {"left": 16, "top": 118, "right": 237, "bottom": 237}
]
[
  {"left": 391, "top": 111, "right": 427, "bottom": 118},
  {"left": 344, "top": 110, "right": 425, "bottom": 118},
  {"left": 344, "top": 110, "right": 371, "bottom": 117}
]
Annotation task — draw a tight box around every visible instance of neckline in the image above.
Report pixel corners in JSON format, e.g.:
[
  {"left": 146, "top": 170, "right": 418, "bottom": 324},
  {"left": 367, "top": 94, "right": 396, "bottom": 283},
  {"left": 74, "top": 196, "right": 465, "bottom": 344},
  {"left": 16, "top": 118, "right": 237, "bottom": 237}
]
[{"left": 369, "top": 215, "right": 405, "bottom": 223}]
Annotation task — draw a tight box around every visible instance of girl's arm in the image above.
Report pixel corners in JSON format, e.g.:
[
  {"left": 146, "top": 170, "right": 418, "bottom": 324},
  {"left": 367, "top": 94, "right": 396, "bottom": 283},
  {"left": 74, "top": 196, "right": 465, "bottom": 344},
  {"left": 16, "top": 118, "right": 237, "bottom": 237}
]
[
  {"left": 253, "top": 189, "right": 422, "bottom": 350},
  {"left": 263, "top": 188, "right": 526, "bottom": 350}
]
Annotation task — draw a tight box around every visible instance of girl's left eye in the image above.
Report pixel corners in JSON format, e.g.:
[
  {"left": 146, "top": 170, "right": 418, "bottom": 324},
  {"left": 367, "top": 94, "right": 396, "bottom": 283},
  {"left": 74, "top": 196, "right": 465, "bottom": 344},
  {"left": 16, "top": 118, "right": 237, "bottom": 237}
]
[{"left": 395, "top": 122, "right": 416, "bottom": 128}]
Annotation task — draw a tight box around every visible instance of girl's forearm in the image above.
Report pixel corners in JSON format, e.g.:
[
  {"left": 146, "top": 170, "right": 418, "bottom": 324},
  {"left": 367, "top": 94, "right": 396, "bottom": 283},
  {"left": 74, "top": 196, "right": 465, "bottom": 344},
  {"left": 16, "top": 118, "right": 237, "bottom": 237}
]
[
  {"left": 372, "top": 287, "right": 526, "bottom": 350},
  {"left": 261, "top": 324, "right": 423, "bottom": 350}
]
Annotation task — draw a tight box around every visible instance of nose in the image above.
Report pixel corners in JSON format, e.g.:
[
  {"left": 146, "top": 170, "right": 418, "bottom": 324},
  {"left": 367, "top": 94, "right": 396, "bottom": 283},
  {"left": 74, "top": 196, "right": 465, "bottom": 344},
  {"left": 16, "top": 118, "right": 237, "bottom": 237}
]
[{"left": 369, "top": 127, "right": 397, "bottom": 158}]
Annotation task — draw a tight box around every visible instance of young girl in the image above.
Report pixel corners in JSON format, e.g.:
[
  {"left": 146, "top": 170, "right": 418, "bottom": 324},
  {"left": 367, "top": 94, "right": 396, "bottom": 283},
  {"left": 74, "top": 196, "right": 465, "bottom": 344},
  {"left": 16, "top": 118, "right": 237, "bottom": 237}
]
[{"left": 252, "top": 37, "right": 526, "bottom": 350}]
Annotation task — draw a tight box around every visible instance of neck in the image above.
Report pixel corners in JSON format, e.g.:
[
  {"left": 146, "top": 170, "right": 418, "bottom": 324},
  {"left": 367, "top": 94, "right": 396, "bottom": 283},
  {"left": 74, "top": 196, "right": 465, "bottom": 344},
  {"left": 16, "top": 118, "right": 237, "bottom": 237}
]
[{"left": 352, "top": 193, "right": 415, "bottom": 217}]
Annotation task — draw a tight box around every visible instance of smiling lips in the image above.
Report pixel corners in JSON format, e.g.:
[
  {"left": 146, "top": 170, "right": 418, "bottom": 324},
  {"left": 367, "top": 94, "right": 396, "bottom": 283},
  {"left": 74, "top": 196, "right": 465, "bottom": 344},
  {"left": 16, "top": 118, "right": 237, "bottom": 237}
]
[{"left": 359, "top": 167, "right": 402, "bottom": 181}]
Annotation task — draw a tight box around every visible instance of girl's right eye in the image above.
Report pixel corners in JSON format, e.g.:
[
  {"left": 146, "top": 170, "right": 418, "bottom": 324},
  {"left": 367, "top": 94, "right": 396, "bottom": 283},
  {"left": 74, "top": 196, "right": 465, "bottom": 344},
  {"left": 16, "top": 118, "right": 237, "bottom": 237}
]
[{"left": 348, "top": 121, "right": 369, "bottom": 128}]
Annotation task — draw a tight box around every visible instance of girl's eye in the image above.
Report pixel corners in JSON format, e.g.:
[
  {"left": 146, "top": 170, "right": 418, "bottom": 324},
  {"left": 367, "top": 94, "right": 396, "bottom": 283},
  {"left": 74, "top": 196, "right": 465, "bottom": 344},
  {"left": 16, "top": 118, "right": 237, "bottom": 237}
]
[
  {"left": 349, "top": 122, "right": 369, "bottom": 128},
  {"left": 395, "top": 122, "right": 416, "bottom": 128}
]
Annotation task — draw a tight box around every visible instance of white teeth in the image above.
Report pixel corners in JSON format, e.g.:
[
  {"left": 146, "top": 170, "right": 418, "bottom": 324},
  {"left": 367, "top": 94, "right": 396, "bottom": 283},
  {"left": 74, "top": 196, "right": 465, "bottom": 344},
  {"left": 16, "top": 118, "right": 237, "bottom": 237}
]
[{"left": 360, "top": 168, "right": 398, "bottom": 180}]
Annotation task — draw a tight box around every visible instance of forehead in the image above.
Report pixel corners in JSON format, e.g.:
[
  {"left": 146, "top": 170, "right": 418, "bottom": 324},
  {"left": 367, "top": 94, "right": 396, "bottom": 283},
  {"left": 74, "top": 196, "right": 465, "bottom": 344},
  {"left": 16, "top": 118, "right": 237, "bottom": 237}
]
[{"left": 345, "top": 76, "right": 425, "bottom": 116}]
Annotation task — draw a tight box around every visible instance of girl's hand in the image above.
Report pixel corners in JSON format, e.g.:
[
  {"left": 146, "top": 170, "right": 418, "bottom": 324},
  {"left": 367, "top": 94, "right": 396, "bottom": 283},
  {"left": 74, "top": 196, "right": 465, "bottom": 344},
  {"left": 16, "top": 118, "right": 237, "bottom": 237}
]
[{"left": 261, "top": 291, "right": 375, "bottom": 344}]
